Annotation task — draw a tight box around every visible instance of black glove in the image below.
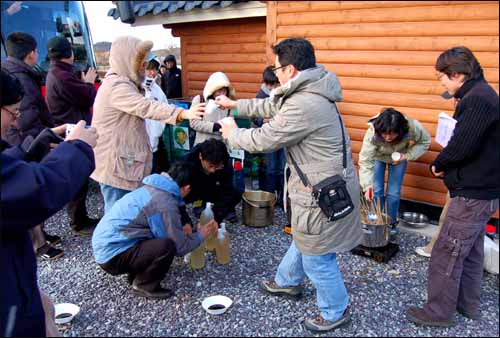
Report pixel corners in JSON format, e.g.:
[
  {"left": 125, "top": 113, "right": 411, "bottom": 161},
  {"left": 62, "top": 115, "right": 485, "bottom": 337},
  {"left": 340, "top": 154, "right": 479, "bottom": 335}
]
[{"left": 24, "top": 128, "right": 65, "bottom": 162}]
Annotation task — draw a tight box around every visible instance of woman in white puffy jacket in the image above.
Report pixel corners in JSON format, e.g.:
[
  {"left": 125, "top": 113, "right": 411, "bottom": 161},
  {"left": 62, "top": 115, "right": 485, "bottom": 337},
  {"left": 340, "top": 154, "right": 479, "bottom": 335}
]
[{"left": 190, "top": 72, "right": 235, "bottom": 145}]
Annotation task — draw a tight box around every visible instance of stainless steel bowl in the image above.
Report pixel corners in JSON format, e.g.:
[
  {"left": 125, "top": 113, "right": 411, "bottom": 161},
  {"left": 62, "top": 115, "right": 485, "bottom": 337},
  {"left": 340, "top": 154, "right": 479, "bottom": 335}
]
[{"left": 400, "top": 212, "right": 429, "bottom": 229}]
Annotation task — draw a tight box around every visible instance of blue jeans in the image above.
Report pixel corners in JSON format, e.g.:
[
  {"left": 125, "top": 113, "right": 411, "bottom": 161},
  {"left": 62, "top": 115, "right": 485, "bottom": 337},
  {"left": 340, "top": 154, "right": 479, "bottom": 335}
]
[
  {"left": 275, "top": 241, "right": 349, "bottom": 322},
  {"left": 262, "top": 149, "right": 285, "bottom": 201},
  {"left": 100, "top": 183, "right": 131, "bottom": 214},
  {"left": 373, "top": 160, "right": 408, "bottom": 225}
]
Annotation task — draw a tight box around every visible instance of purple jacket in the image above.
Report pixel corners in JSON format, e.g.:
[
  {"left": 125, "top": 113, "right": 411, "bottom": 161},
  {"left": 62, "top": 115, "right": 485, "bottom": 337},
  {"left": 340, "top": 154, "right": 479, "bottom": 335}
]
[
  {"left": 1, "top": 57, "right": 54, "bottom": 145},
  {"left": 45, "top": 60, "right": 97, "bottom": 125}
]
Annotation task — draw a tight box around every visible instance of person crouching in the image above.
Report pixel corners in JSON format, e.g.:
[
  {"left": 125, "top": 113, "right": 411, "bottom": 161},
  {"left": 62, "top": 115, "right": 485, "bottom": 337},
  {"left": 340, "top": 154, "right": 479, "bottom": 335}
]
[{"left": 91, "top": 162, "right": 218, "bottom": 299}]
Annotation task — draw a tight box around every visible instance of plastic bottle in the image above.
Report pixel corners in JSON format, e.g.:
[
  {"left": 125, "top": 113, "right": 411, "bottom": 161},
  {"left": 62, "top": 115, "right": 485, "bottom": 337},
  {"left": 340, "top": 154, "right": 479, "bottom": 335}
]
[
  {"left": 215, "top": 223, "right": 231, "bottom": 265},
  {"left": 201, "top": 202, "right": 217, "bottom": 251},
  {"left": 190, "top": 245, "right": 205, "bottom": 270},
  {"left": 233, "top": 160, "right": 245, "bottom": 194}
]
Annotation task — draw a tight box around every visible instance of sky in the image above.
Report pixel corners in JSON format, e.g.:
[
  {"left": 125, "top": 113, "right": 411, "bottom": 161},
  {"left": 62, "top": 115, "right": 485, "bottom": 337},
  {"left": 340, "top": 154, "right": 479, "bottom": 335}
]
[{"left": 83, "top": 1, "right": 180, "bottom": 49}]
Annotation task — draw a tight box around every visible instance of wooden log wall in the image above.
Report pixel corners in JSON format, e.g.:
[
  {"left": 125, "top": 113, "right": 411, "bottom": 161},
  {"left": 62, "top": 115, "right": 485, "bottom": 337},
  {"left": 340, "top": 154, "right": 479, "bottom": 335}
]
[
  {"left": 169, "top": 18, "right": 267, "bottom": 99},
  {"left": 269, "top": 1, "right": 499, "bottom": 210}
]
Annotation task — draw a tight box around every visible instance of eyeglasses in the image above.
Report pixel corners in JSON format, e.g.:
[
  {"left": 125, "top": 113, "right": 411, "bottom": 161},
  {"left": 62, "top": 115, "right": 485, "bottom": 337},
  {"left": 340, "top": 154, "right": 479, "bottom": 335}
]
[
  {"left": 271, "top": 65, "right": 288, "bottom": 74},
  {"left": 2, "top": 106, "right": 21, "bottom": 119}
]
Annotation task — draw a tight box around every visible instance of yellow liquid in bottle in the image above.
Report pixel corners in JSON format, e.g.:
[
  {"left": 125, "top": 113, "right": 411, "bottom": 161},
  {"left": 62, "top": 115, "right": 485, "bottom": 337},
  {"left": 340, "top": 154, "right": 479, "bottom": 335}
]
[
  {"left": 216, "top": 232, "right": 231, "bottom": 265},
  {"left": 205, "top": 234, "right": 217, "bottom": 251},
  {"left": 190, "top": 245, "right": 205, "bottom": 270}
]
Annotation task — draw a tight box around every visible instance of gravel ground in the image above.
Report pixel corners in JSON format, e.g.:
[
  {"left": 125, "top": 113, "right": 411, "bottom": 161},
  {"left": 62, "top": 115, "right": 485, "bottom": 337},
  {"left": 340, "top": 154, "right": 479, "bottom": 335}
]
[{"left": 38, "top": 182, "right": 499, "bottom": 337}]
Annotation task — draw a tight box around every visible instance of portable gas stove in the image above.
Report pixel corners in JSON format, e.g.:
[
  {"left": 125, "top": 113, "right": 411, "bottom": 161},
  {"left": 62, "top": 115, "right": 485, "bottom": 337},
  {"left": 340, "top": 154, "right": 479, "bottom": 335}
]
[{"left": 351, "top": 242, "right": 399, "bottom": 263}]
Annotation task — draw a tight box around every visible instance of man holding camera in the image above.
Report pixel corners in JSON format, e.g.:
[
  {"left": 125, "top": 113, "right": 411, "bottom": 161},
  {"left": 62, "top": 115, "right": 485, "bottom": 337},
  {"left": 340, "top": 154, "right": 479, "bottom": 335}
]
[{"left": 45, "top": 36, "right": 100, "bottom": 236}]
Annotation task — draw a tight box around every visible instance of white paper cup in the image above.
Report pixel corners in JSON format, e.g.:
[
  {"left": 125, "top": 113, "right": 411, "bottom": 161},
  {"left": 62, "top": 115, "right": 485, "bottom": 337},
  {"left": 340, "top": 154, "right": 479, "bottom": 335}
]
[
  {"left": 202, "top": 295, "right": 233, "bottom": 315},
  {"left": 391, "top": 152, "right": 401, "bottom": 162},
  {"left": 206, "top": 99, "right": 219, "bottom": 115},
  {"left": 219, "top": 117, "right": 235, "bottom": 128},
  {"left": 54, "top": 303, "right": 80, "bottom": 324}
]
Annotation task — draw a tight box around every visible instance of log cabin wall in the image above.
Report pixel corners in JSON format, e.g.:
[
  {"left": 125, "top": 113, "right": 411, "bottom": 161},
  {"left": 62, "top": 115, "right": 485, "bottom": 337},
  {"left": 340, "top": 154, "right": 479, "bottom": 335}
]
[
  {"left": 170, "top": 17, "right": 267, "bottom": 99},
  {"left": 268, "top": 1, "right": 499, "bottom": 209}
]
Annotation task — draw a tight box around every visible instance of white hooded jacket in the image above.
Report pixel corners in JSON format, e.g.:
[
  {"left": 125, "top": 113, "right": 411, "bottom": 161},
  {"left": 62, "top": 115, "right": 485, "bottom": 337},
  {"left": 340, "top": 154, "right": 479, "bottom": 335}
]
[
  {"left": 143, "top": 77, "right": 167, "bottom": 152},
  {"left": 189, "top": 72, "right": 235, "bottom": 145}
]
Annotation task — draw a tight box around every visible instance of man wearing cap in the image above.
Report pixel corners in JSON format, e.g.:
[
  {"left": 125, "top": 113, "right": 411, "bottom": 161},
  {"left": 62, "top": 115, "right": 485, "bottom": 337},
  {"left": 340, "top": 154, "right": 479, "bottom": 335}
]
[
  {"left": 45, "top": 35, "right": 100, "bottom": 235},
  {"left": 161, "top": 54, "right": 182, "bottom": 99}
]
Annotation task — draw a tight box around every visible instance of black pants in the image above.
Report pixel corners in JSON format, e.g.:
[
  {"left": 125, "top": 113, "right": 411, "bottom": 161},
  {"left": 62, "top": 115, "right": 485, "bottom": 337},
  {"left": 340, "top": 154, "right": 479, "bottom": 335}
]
[
  {"left": 100, "top": 238, "right": 176, "bottom": 291},
  {"left": 152, "top": 136, "right": 170, "bottom": 174},
  {"left": 67, "top": 180, "right": 89, "bottom": 227},
  {"left": 183, "top": 186, "right": 242, "bottom": 224}
]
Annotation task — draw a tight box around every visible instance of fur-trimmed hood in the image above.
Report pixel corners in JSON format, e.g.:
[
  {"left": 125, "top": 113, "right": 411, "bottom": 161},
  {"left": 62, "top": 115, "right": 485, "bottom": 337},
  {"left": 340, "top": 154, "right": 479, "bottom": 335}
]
[
  {"left": 108, "top": 36, "right": 153, "bottom": 86},
  {"left": 203, "top": 72, "right": 235, "bottom": 101}
]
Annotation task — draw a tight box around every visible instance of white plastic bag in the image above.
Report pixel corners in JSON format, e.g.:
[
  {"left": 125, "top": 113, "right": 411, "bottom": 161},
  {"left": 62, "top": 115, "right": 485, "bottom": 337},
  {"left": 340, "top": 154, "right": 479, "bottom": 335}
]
[{"left": 484, "top": 236, "right": 499, "bottom": 275}]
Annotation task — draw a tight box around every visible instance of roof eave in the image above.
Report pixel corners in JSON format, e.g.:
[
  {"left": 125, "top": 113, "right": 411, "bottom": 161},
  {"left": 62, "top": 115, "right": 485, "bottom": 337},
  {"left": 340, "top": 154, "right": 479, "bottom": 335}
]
[{"left": 130, "top": 1, "right": 266, "bottom": 27}]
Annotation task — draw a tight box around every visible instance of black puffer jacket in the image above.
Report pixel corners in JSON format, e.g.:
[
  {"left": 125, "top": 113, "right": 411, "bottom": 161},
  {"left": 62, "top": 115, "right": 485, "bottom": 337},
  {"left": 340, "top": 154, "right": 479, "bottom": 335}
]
[
  {"left": 161, "top": 65, "right": 182, "bottom": 99},
  {"left": 1, "top": 57, "right": 54, "bottom": 144}
]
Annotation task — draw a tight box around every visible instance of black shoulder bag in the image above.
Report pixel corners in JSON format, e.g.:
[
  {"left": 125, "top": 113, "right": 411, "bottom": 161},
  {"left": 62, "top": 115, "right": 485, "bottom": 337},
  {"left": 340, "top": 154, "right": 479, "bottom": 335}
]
[{"left": 289, "top": 104, "right": 354, "bottom": 222}]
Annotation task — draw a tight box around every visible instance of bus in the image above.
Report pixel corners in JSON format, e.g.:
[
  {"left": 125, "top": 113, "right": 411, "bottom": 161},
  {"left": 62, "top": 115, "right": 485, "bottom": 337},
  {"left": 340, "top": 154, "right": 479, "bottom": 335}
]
[{"left": 1, "top": 1, "right": 97, "bottom": 85}]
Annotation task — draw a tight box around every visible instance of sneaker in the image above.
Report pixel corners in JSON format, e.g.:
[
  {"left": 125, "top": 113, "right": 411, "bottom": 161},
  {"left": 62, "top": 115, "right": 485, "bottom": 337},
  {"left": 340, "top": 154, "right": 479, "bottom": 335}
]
[
  {"left": 183, "top": 253, "right": 192, "bottom": 264},
  {"left": 389, "top": 226, "right": 400, "bottom": 241},
  {"left": 131, "top": 284, "right": 173, "bottom": 299},
  {"left": 305, "top": 306, "right": 351, "bottom": 332},
  {"left": 43, "top": 232, "right": 61, "bottom": 245},
  {"left": 415, "top": 246, "right": 431, "bottom": 258},
  {"left": 71, "top": 217, "right": 99, "bottom": 236},
  {"left": 36, "top": 244, "right": 64, "bottom": 260},
  {"left": 406, "top": 306, "right": 454, "bottom": 327},
  {"left": 259, "top": 280, "right": 303, "bottom": 298}
]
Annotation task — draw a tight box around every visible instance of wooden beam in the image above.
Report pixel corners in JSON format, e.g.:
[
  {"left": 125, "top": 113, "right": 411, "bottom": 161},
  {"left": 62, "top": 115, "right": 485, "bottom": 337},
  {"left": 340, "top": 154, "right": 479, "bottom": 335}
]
[{"left": 266, "top": 1, "right": 277, "bottom": 66}]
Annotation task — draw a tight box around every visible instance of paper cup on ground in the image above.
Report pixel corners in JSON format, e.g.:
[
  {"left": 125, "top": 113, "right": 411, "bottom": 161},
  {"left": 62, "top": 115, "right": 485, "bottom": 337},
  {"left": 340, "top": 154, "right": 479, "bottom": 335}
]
[
  {"left": 202, "top": 295, "right": 233, "bottom": 315},
  {"left": 54, "top": 303, "right": 80, "bottom": 324}
]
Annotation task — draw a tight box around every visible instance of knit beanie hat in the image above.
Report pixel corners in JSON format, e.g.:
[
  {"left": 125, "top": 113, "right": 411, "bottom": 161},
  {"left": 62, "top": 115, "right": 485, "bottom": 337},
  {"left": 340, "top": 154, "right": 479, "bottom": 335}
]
[{"left": 47, "top": 36, "right": 73, "bottom": 59}]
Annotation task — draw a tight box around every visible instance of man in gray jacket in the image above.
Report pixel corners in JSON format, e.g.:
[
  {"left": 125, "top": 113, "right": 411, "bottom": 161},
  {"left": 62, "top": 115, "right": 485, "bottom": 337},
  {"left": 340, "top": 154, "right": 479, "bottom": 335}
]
[{"left": 216, "top": 38, "right": 363, "bottom": 332}]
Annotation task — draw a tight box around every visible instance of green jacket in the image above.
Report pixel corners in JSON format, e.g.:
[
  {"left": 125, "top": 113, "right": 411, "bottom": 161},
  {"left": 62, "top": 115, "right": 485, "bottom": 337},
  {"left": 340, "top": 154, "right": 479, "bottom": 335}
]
[{"left": 358, "top": 117, "right": 431, "bottom": 191}]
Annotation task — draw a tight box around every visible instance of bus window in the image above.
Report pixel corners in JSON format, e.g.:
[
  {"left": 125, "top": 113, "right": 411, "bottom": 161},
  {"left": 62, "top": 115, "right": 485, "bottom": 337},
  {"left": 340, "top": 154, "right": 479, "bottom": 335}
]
[{"left": 1, "top": 1, "right": 95, "bottom": 76}]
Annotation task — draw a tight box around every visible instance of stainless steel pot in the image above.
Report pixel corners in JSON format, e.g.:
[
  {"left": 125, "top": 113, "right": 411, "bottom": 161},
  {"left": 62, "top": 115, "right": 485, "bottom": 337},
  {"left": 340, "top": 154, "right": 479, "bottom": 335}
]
[
  {"left": 362, "top": 222, "right": 390, "bottom": 248},
  {"left": 242, "top": 190, "right": 276, "bottom": 227}
]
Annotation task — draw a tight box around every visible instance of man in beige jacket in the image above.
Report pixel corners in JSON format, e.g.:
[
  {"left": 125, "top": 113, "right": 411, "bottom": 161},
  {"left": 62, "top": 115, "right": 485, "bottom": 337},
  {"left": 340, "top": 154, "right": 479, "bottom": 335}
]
[
  {"left": 91, "top": 36, "right": 205, "bottom": 213},
  {"left": 216, "top": 38, "right": 363, "bottom": 333}
]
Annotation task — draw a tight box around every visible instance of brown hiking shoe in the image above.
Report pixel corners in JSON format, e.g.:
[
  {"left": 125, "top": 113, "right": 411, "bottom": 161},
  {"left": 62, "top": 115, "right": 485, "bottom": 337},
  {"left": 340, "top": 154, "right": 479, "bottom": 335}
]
[
  {"left": 259, "top": 280, "right": 303, "bottom": 298},
  {"left": 305, "top": 306, "right": 351, "bottom": 332},
  {"left": 407, "top": 307, "right": 454, "bottom": 327},
  {"left": 457, "top": 306, "right": 479, "bottom": 320}
]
